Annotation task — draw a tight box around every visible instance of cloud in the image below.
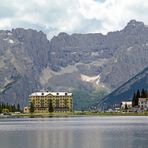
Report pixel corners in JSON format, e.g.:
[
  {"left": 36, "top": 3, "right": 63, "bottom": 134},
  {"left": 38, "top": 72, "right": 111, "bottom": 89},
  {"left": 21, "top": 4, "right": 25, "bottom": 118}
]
[
  {"left": 0, "top": 3, "right": 16, "bottom": 18},
  {"left": 0, "top": 0, "right": 148, "bottom": 39}
]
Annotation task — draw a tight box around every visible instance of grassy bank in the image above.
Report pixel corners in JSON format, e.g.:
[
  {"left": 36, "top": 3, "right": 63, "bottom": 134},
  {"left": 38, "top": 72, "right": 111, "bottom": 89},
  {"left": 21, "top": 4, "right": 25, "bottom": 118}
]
[{"left": 9, "top": 111, "right": 148, "bottom": 118}]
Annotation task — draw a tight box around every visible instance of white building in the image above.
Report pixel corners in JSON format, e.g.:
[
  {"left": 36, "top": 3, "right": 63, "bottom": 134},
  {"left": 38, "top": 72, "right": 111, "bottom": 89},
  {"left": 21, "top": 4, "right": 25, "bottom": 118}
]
[
  {"left": 23, "top": 106, "right": 30, "bottom": 113},
  {"left": 138, "top": 98, "right": 148, "bottom": 110},
  {"left": 121, "top": 101, "right": 132, "bottom": 109}
]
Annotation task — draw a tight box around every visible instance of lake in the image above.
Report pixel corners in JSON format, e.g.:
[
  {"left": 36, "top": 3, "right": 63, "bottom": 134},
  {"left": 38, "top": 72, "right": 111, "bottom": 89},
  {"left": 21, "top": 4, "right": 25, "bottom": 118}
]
[{"left": 0, "top": 116, "right": 148, "bottom": 148}]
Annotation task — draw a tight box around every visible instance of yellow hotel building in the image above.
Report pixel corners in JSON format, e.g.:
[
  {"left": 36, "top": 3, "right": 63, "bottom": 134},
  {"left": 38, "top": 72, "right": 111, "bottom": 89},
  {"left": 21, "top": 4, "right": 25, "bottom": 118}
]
[{"left": 29, "top": 91, "right": 73, "bottom": 112}]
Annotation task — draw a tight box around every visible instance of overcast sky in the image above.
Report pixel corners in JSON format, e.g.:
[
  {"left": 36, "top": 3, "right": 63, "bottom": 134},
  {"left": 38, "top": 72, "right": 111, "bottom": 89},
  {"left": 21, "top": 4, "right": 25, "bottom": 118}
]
[{"left": 0, "top": 0, "right": 148, "bottom": 39}]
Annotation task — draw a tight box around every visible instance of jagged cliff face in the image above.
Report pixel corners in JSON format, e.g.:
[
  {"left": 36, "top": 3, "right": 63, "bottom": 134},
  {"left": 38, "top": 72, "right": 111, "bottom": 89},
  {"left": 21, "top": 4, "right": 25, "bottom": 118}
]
[
  {"left": 46, "top": 20, "right": 148, "bottom": 91},
  {"left": 100, "top": 20, "right": 148, "bottom": 89},
  {"left": 0, "top": 20, "right": 148, "bottom": 109},
  {"left": 0, "top": 29, "right": 49, "bottom": 105}
]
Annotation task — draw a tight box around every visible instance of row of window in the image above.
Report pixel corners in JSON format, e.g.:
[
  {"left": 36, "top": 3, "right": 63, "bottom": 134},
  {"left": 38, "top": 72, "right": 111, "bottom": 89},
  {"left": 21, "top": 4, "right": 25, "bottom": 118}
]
[
  {"left": 36, "top": 108, "right": 47, "bottom": 111},
  {"left": 35, "top": 104, "right": 70, "bottom": 107},
  {"left": 32, "top": 100, "right": 72, "bottom": 103},
  {"left": 31, "top": 99, "right": 72, "bottom": 101},
  {"left": 34, "top": 102, "right": 72, "bottom": 104},
  {"left": 31, "top": 96, "right": 72, "bottom": 99}
]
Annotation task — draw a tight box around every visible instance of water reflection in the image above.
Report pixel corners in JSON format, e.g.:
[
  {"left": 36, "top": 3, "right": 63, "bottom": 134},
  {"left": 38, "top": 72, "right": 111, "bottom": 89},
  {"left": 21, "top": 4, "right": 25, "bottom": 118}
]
[
  {"left": 28, "top": 126, "right": 104, "bottom": 148},
  {"left": 0, "top": 117, "right": 148, "bottom": 148}
]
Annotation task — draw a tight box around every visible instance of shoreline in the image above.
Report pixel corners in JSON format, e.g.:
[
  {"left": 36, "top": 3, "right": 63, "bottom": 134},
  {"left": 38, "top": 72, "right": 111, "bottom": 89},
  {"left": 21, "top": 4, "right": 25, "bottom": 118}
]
[{"left": 0, "top": 111, "right": 148, "bottom": 118}]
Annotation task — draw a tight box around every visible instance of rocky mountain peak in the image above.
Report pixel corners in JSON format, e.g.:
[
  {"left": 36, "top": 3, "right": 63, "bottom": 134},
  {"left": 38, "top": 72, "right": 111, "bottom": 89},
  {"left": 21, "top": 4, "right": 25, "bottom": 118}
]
[
  {"left": 0, "top": 20, "right": 147, "bottom": 110},
  {"left": 124, "top": 20, "right": 145, "bottom": 31},
  {"left": 12, "top": 28, "right": 47, "bottom": 42},
  {"left": 128, "top": 19, "right": 143, "bottom": 25},
  {"left": 58, "top": 32, "right": 69, "bottom": 37}
]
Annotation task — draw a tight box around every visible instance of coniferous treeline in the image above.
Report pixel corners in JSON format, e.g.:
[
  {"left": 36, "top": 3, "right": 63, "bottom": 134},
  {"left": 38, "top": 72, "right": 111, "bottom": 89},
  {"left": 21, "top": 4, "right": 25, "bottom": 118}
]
[
  {"left": 132, "top": 89, "right": 148, "bottom": 107},
  {"left": 0, "top": 102, "right": 21, "bottom": 113}
]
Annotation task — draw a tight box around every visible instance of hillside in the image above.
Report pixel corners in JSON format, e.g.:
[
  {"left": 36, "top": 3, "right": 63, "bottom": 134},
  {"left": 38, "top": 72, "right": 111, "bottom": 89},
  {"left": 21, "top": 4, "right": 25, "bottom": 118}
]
[{"left": 94, "top": 67, "right": 148, "bottom": 110}]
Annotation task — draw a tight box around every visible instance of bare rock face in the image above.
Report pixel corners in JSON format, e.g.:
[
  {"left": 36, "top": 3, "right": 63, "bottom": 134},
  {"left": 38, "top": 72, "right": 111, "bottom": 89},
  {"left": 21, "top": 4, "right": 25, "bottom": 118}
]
[
  {"left": 100, "top": 20, "right": 148, "bottom": 89},
  {"left": 12, "top": 28, "right": 49, "bottom": 70},
  {"left": 0, "top": 20, "right": 148, "bottom": 109},
  {"left": 0, "top": 29, "right": 50, "bottom": 105}
]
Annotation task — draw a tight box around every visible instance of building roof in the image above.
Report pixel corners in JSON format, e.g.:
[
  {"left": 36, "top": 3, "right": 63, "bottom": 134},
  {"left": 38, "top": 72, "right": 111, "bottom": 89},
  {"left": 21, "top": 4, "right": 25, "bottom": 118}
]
[
  {"left": 139, "top": 98, "right": 148, "bottom": 101},
  {"left": 29, "top": 91, "right": 72, "bottom": 97},
  {"left": 121, "top": 101, "right": 132, "bottom": 105}
]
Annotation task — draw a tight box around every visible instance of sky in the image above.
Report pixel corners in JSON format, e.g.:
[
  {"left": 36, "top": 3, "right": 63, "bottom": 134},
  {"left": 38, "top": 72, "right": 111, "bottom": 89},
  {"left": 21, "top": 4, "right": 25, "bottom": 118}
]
[{"left": 0, "top": 0, "right": 148, "bottom": 39}]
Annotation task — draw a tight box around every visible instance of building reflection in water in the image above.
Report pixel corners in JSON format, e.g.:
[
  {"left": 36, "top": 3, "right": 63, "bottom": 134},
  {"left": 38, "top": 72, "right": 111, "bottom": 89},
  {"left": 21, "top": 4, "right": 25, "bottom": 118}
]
[{"left": 0, "top": 117, "right": 147, "bottom": 148}]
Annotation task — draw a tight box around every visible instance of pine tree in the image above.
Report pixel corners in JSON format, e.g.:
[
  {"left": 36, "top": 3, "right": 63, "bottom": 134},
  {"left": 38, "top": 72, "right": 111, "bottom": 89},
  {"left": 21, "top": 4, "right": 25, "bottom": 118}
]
[
  {"left": 136, "top": 89, "right": 140, "bottom": 98},
  {"left": 12, "top": 104, "right": 16, "bottom": 112},
  {"left": 30, "top": 102, "right": 34, "bottom": 113},
  {"left": 135, "top": 89, "right": 140, "bottom": 106},
  {"left": 6, "top": 103, "right": 9, "bottom": 109},
  {"left": 48, "top": 100, "right": 53, "bottom": 113},
  {"left": 17, "top": 103, "right": 20, "bottom": 112},
  {"left": 146, "top": 90, "right": 148, "bottom": 98},
  {"left": 0, "top": 104, "right": 2, "bottom": 113},
  {"left": 141, "top": 89, "right": 147, "bottom": 98},
  {"left": 2, "top": 103, "right": 5, "bottom": 109},
  {"left": 125, "top": 103, "right": 128, "bottom": 111},
  {"left": 9, "top": 105, "right": 13, "bottom": 112},
  {"left": 132, "top": 93, "right": 136, "bottom": 107}
]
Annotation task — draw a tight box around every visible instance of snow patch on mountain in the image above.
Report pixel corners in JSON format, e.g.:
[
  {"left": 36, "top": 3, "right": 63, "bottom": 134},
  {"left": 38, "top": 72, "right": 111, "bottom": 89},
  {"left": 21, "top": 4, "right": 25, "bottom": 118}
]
[
  {"left": 3, "top": 38, "right": 14, "bottom": 44},
  {"left": 81, "top": 74, "right": 100, "bottom": 84},
  {"left": 127, "top": 47, "right": 132, "bottom": 51},
  {"left": 9, "top": 39, "right": 14, "bottom": 44}
]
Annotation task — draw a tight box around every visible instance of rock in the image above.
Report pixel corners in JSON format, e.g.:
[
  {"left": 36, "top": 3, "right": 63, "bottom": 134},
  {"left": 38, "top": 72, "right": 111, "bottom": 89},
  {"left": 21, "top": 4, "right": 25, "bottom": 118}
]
[{"left": 0, "top": 20, "right": 147, "bottom": 109}]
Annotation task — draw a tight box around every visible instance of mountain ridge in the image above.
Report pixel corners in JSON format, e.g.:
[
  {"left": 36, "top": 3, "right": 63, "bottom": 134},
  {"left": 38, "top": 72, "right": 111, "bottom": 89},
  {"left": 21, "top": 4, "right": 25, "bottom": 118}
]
[
  {"left": 94, "top": 66, "right": 148, "bottom": 109},
  {"left": 0, "top": 20, "right": 147, "bottom": 109}
]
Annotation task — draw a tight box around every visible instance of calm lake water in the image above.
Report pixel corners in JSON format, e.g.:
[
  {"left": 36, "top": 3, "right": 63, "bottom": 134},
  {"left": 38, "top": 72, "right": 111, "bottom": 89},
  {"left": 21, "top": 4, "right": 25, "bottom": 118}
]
[{"left": 0, "top": 116, "right": 148, "bottom": 148}]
